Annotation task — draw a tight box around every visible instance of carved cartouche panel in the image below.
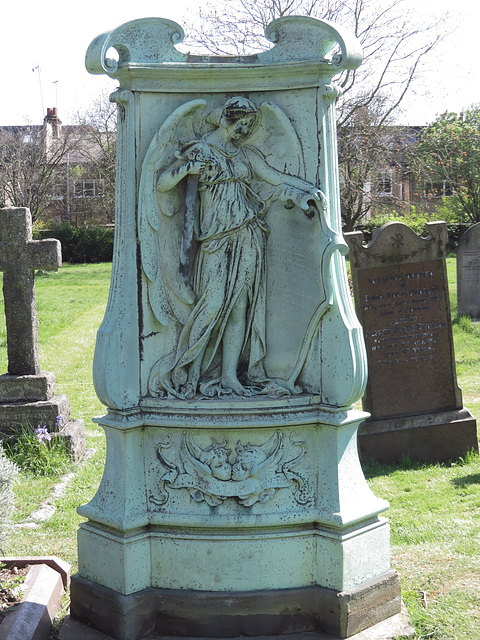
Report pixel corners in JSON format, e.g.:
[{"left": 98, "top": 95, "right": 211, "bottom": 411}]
[{"left": 150, "top": 430, "right": 310, "bottom": 507}]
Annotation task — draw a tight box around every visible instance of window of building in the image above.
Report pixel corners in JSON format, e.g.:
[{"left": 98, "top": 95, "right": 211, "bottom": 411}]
[
  {"left": 73, "top": 179, "right": 105, "bottom": 198},
  {"left": 51, "top": 176, "right": 65, "bottom": 199},
  {"left": 376, "top": 171, "right": 393, "bottom": 196},
  {"left": 424, "top": 180, "right": 454, "bottom": 198}
]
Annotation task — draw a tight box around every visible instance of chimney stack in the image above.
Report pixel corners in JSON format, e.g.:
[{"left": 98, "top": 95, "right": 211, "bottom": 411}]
[{"left": 44, "top": 107, "right": 61, "bottom": 138}]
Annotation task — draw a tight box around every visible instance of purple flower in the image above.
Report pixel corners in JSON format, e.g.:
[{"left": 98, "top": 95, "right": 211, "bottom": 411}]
[
  {"left": 55, "top": 415, "right": 63, "bottom": 429},
  {"left": 35, "top": 425, "right": 52, "bottom": 444}
]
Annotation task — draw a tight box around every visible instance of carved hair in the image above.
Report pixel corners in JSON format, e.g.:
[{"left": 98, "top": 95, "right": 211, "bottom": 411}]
[
  {"left": 206, "top": 96, "right": 259, "bottom": 128},
  {"left": 199, "top": 440, "right": 232, "bottom": 465},
  {"left": 222, "top": 97, "right": 258, "bottom": 124}
]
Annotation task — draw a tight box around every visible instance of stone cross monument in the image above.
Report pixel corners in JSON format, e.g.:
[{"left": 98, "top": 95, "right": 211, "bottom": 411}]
[
  {"left": 0, "top": 207, "right": 85, "bottom": 459},
  {"left": 0, "top": 207, "right": 61, "bottom": 376},
  {"left": 70, "top": 17, "right": 404, "bottom": 639}
]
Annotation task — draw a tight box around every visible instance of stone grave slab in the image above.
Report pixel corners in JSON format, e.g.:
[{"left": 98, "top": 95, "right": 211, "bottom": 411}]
[
  {"left": 0, "top": 207, "right": 86, "bottom": 461},
  {"left": 68, "top": 15, "right": 406, "bottom": 640},
  {"left": 457, "top": 222, "right": 480, "bottom": 319},
  {"left": 346, "top": 221, "right": 478, "bottom": 464}
]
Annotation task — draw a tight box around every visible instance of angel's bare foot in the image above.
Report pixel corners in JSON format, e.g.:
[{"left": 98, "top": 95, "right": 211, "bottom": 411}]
[
  {"left": 180, "top": 382, "right": 196, "bottom": 399},
  {"left": 221, "top": 375, "right": 255, "bottom": 397}
]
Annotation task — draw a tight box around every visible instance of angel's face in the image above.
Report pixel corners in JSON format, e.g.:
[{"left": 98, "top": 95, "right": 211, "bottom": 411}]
[
  {"left": 225, "top": 114, "right": 256, "bottom": 142},
  {"left": 232, "top": 446, "right": 266, "bottom": 481},
  {"left": 201, "top": 446, "right": 232, "bottom": 481}
]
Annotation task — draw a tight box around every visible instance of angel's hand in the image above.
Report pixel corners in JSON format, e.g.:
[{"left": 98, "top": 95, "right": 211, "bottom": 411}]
[
  {"left": 301, "top": 188, "right": 327, "bottom": 218},
  {"left": 277, "top": 185, "right": 327, "bottom": 217},
  {"left": 184, "top": 159, "right": 206, "bottom": 176}
]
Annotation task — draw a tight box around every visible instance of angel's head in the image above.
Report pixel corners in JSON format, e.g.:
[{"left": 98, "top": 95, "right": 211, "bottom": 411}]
[
  {"left": 199, "top": 440, "right": 232, "bottom": 481},
  {"left": 232, "top": 443, "right": 267, "bottom": 481},
  {"left": 220, "top": 97, "right": 258, "bottom": 142}
]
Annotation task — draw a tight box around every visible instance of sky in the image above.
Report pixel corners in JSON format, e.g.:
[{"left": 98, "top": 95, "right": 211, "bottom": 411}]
[{"left": 1, "top": 0, "right": 478, "bottom": 127}]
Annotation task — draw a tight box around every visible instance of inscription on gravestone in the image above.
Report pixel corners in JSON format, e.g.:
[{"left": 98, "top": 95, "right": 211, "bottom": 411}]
[
  {"left": 359, "top": 259, "right": 456, "bottom": 419},
  {"left": 457, "top": 222, "right": 480, "bottom": 319}
]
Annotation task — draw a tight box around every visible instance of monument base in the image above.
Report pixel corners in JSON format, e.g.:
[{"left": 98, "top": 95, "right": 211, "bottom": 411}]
[
  {"left": 0, "top": 393, "right": 86, "bottom": 461},
  {"left": 358, "top": 408, "right": 479, "bottom": 465},
  {"left": 69, "top": 571, "right": 401, "bottom": 640},
  {"left": 71, "top": 402, "right": 400, "bottom": 639}
]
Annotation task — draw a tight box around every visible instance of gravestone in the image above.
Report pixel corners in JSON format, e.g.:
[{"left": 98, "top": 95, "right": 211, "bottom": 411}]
[
  {"left": 0, "top": 207, "right": 85, "bottom": 460},
  {"left": 346, "top": 221, "right": 478, "bottom": 464},
  {"left": 457, "top": 222, "right": 480, "bottom": 318},
  {"left": 66, "top": 17, "right": 408, "bottom": 640}
]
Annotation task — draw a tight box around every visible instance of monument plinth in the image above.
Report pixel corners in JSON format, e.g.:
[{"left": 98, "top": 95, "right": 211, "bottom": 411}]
[{"left": 71, "top": 17, "right": 402, "bottom": 639}]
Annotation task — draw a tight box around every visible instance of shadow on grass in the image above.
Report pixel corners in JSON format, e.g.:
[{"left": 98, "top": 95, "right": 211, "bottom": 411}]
[
  {"left": 451, "top": 473, "right": 480, "bottom": 488},
  {"left": 361, "top": 455, "right": 430, "bottom": 479},
  {"left": 361, "top": 448, "right": 480, "bottom": 480}
]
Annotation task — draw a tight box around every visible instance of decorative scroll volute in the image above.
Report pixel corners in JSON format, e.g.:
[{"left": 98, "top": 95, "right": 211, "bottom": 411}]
[
  {"left": 262, "top": 16, "right": 363, "bottom": 69},
  {"left": 85, "top": 18, "right": 187, "bottom": 75}
]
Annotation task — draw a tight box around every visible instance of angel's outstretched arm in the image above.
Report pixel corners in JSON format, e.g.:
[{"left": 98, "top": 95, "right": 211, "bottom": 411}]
[{"left": 247, "top": 150, "right": 326, "bottom": 213}]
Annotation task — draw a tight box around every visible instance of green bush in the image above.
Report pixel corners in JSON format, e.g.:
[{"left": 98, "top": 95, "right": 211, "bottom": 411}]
[
  {"left": 34, "top": 223, "right": 114, "bottom": 263},
  {"left": 355, "top": 207, "right": 470, "bottom": 250},
  {"left": 357, "top": 209, "right": 430, "bottom": 243},
  {"left": 0, "top": 443, "right": 18, "bottom": 550}
]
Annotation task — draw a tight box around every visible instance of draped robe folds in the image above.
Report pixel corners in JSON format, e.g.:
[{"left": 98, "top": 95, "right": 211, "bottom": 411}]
[{"left": 164, "top": 142, "right": 271, "bottom": 396}]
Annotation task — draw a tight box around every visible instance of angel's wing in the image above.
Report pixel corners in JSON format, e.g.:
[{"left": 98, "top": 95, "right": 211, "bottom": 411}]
[
  {"left": 138, "top": 99, "right": 207, "bottom": 326},
  {"left": 244, "top": 101, "right": 305, "bottom": 203},
  {"left": 250, "top": 431, "right": 284, "bottom": 481},
  {"left": 179, "top": 432, "right": 213, "bottom": 480}
]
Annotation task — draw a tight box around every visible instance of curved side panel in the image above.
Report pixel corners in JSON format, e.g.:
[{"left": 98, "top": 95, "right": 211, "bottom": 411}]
[
  {"left": 316, "top": 84, "right": 367, "bottom": 408},
  {"left": 92, "top": 90, "right": 140, "bottom": 410}
]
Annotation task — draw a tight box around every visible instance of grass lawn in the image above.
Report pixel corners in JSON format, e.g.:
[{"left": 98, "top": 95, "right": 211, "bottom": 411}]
[{"left": 1, "top": 257, "right": 480, "bottom": 639}]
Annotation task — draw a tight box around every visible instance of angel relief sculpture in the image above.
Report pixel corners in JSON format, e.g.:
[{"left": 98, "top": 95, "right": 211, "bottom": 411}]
[{"left": 139, "top": 96, "right": 328, "bottom": 400}]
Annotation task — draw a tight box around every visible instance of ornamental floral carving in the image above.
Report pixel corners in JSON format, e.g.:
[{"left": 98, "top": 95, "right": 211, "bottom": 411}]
[{"left": 150, "top": 430, "right": 309, "bottom": 507}]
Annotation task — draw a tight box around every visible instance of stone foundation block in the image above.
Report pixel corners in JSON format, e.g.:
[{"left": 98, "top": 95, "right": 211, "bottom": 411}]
[
  {"left": 0, "top": 394, "right": 71, "bottom": 434},
  {"left": 359, "top": 408, "right": 479, "bottom": 464},
  {"left": 69, "top": 570, "right": 401, "bottom": 639},
  {"left": 0, "top": 372, "right": 56, "bottom": 403}
]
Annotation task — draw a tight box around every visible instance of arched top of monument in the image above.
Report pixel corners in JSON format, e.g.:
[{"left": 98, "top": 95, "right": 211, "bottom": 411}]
[{"left": 85, "top": 15, "right": 363, "bottom": 79}]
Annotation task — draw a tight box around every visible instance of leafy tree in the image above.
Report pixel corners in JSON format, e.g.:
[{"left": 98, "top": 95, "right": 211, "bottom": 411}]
[
  {"left": 182, "top": 0, "right": 444, "bottom": 229},
  {"left": 411, "top": 106, "right": 480, "bottom": 224}
]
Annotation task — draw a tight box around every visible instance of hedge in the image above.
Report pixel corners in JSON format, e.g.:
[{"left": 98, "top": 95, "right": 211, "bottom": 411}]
[{"left": 34, "top": 223, "right": 114, "bottom": 263}]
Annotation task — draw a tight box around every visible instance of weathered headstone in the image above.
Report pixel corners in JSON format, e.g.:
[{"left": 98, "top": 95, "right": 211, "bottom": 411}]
[
  {"left": 346, "top": 221, "right": 478, "bottom": 464},
  {"left": 66, "top": 17, "right": 409, "bottom": 640},
  {"left": 0, "top": 207, "right": 85, "bottom": 459},
  {"left": 457, "top": 222, "right": 480, "bottom": 318}
]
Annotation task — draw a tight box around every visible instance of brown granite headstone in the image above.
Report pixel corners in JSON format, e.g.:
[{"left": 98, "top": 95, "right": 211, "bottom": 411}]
[
  {"left": 0, "top": 207, "right": 86, "bottom": 460},
  {"left": 457, "top": 222, "right": 480, "bottom": 319},
  {"left": 345, "top": 221, "right": 478, "bottom": 463}
]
